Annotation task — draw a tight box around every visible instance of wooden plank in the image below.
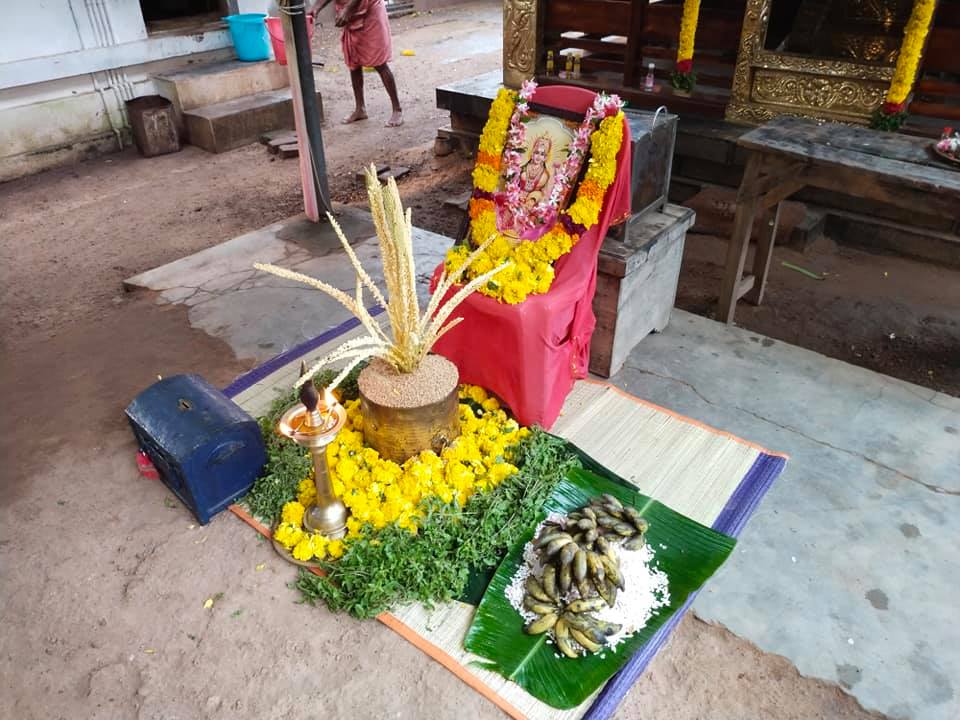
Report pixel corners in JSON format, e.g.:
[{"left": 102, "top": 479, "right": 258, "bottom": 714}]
[
  {"left": 738, "top": 118, "right": 960, "bottom": 197},
  {"left": 581, "top": 56, "right": 629, "bottom": 74},
  {"left": 924, "top": 25, "right": 960, "bottom": 72},
  {"left": 542, "top": 36, "right": 627, "bottom": 56},
  {"left": 801, "top": 166, "right": 960, "bottom": 218},
  {"left": 743, "top": 117, "right": 935, "bottom": 167},
  {"left": 642, "top": 3, "right": 745, "bottom": 52},
  {"left": 535, "top": 74, "right": 730, "bottom": 117},
  {"left": 718, "top": 154, "right": 762, "bottom": 324},
  {"left": 759, "top": 179, "right": 805, "bottom": 209},
  {"left": 543, "top": 0, "right": 631, "bottom": 36},
  {"left": 736, "top": 274, "right": 756, "bottom": 299},
  {"left": 623, "top": 0, "right": 648, "bottom": 87},
  {"left": 743, "top": 203, "right": 782, "bottom": 306},
  {"left": 910, "top": 100, "right": 960, "bottom": 122},
  {"left": 737, "top": 157, "right": 806, "bottom": 199},
  {"left": 916, "top": 76, "right": 960, "bottom": 96}
]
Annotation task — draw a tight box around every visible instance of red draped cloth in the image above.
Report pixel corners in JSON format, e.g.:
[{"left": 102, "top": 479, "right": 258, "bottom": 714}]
[
  {"left": 337, "top": 0, "right": 392, "bottom": 70},
  {"left": 430, "top": 85, "right": 632, "bottom": 429}
]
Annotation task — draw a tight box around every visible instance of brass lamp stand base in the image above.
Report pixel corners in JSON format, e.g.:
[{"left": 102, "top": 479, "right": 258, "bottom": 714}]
[
  {"left": 273, "top": 363, "right": 351, "bottom": 567},
  {"left": 303, "top": 499, "right": 347, "bottom": 539}
]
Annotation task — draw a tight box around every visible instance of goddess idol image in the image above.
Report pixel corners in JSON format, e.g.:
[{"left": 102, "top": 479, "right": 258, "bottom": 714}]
[
  {"left": 518, "top": 134, "right": 554, "bottom": 208},
  {"left": 496, "top": 115, "right": 580, "bottom": 239}
]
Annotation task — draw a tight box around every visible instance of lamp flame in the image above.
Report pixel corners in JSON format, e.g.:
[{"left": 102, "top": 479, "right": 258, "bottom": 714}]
[{"left": 322, "top": 387, "right": 337, "bottom": 409}]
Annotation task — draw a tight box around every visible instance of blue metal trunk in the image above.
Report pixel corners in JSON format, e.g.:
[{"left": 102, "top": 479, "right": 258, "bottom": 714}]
[{"left": 126, "top": 374, "right": 267, "bottom": 524}]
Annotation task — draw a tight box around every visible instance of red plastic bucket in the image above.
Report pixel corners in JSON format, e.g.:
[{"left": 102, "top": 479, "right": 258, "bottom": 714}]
[{"left": 265, "top": 16, "right": 315, "bottom": 65}]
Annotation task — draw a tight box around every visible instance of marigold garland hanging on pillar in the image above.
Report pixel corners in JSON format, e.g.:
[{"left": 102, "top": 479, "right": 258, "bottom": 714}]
[
  {"left": 871, "top": 0, "right": 937, "bottom": 131},
  {"left": 672, "top": 0, "right": 700, "bottom": 92}
]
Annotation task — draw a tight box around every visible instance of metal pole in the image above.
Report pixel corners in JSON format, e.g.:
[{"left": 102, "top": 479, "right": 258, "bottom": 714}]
[{"left": 286, "top": 1, "right": 332, "bottom": 215}]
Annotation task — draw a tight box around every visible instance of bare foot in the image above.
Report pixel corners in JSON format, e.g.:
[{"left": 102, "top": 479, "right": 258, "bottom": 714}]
[
  {"left": 342, "top": 109, "right": 368, "bottom": 124},
  {"left": 386, "top": 110, "right": 404, "bottom": 127}
]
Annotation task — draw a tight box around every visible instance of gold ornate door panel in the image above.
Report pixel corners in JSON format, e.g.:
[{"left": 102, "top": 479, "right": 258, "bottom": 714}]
[{"left": 727, "top": 0, "right": 896, "bottom": 124}]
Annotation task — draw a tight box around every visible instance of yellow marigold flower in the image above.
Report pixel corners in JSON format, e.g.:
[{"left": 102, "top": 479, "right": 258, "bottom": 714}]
[
  {"left": 337, "top": 457, "right": 359, "bottom": 483},
  {"left": 466, "top": 385, "right": 488, "bottom": 403},
  {"left": 327, "top": 539, "right": 345, "bottom": 559},
  {"left": 567, "top": 197, "right": 601, "bottom": 228},
  {"left": 488, "top": 236, "right": 513, "bottom": 259},
  {"left": 535, "top": 264, "right": 555, "bottom": 294},
  {"left": 481, "top": 396, "right": 501, "bottom": 412},
  {"left": 281, "top": 500, "right": 306, "bottom": 528},
  {"left": 309, "top": 533, "right": 328, "bottom": 559},
  {"left": 471, "top": 252, "right": 495, "bottom": 275},
  {"left": 472, "top": 166, "right": 500, "bottom": 193},
  {"left": 341, "top": 428, "right": 364, "bottom": 448},
  {"left": 292, "top": 537, "right": 315, "bottom": 562},
  {"left": 502, "top": 282, "right": 528, "bottom": 305},
  {"left": 274, "top": 522, "right": 303, "bottom": 549},
  {"left": 487, "top": 462, "right": 519, "bottom": 485},
  {"left": 303, "top": 383, "right": 531, "bottom": 537},
  {"left": 437, "top": 484, "right": 455, "bottom": 504}
]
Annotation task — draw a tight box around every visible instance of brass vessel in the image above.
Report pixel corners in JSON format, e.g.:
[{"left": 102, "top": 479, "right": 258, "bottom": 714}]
[
  {"left": 360, "top": 387, "right": 460, "bottom": 464},
  {"left": 359, "top": 358, "right": 460, "bottom": 463}
]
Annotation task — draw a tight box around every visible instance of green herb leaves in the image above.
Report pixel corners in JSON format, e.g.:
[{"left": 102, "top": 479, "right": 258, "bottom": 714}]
[{"left": 296, "top": 430, "right": 581, "bottom": 619}]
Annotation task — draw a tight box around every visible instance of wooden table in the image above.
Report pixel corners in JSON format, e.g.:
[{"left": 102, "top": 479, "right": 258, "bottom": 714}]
[{"left": 718, "top": 117, "right": 960, "bottom": 324}]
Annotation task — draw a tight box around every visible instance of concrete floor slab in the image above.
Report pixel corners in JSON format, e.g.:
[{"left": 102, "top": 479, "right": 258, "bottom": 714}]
[
  {"left": 125, "top": 209, "right": 450, "bottom": 363},
  {"left": 129, "top": 215, "right": 959, "bottom": 720},
  {"left": 614, "top": 313, "right": 959, "bottom": 720}
]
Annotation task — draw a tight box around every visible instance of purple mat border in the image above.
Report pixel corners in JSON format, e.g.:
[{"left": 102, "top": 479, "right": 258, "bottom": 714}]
[
  {"left": 582, "top": 452, "right": 787, "bottom": 720},
  {"left": 222, "top": 306, "right": 384, "bottom": 399},
  {"left": 222, "top": 322, "right": 786, "bottom": 719}
]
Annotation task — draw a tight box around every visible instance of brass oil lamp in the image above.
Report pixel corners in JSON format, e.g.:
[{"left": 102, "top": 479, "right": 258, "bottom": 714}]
[{"left": 277, "top": 363, "right": 348, "bottom": 540}]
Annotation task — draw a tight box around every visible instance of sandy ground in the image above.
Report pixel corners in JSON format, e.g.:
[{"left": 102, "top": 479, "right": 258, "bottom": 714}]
[{"left": 0, "top": 1, "right": 929, "bottom": 717}]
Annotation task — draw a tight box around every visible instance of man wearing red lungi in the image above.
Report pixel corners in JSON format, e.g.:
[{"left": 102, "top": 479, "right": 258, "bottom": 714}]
[{"left": 311, "top": 0, "right": 403, "bottom": 127}]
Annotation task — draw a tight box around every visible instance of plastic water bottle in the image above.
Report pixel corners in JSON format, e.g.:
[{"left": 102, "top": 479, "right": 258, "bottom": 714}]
[{"left": 644, "top": 63, "right": 655, "bottom": 91}]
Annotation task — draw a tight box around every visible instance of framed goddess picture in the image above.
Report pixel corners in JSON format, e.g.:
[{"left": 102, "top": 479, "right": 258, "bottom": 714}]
[{"left": 496, "top": 110, "right": 587, "bottom": 241}]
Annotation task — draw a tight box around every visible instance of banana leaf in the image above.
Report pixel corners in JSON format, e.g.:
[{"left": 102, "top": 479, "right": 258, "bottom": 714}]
[{"left": 463, "top": 466, "right": 736, "bottom": 709}]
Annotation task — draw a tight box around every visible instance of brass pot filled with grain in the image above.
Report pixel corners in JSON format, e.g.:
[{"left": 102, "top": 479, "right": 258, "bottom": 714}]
[{"left": 358, "top": 354, "right": 461, "bottom": 463}]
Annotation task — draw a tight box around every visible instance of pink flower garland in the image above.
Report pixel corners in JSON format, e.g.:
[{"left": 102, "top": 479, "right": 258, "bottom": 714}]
[{"left": 498, "top": 81, "right": 623, "bottom": 240}]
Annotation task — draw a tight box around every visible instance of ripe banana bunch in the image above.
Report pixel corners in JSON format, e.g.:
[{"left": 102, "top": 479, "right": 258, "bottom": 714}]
[
  {"left": 518, "top": 494, "right": 650, "bottom": 657},
  {"left": 535, "top": 494, "right": 647, "bottom": 608},
  {"left": 522, "top": 576, "right": 623, "bottom": 657}
]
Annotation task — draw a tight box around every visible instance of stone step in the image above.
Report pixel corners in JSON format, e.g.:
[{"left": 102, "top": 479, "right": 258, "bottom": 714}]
[
  {"left": 154, "top": 60, "right": 289, "bottom": 119},
  {"left": 387, "top": 2, "right": 415, "bottom": 19},
  {"left": 184, "top": 89, "right": 324, "bottom": 154}
]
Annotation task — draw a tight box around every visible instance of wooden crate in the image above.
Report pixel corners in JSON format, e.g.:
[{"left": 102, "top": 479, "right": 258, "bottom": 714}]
[{"left": 590, "top": 204, "right": 695, "bottom": 378}]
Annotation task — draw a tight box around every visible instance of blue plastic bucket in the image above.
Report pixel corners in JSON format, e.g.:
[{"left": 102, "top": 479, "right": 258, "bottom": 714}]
[{"left": 223, "top": 14, "right": 270, "bottom": 62}]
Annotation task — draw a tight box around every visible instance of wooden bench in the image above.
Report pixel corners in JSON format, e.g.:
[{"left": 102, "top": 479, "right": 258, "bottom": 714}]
[{"left": 718, "top": 117, "right": 960, "bottom": 324}]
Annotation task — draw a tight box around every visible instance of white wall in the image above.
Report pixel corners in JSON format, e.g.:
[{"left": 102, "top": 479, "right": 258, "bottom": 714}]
[
  {"left": 0, "top": 0, "right": 269, "bottom": 181},
  {"left": 0, "top": 0, "right": 149, "bottom": 64}
]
